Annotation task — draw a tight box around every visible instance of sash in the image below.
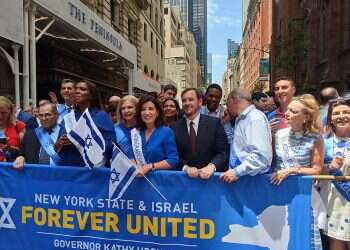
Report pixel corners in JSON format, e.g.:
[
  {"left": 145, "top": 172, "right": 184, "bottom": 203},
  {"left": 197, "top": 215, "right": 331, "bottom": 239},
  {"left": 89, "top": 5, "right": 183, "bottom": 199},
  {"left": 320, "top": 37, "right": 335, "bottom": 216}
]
[
  {"left": 328, "top": 136, "right": 350, "bottom": 201},
  {"left": 277, "top": 131, "right": 300, "bottom": 169},
  {"left": 63, "top": 110, "right": 76, "bottom": 133},
  {"left": 35, "top": 127, "right": 61, "bottom": 165},
  {"left": 57, "top": 104, "right": 66, "bottom": 116},
  {"left": 130, "top": 128, "right": 147, "bottom": 165},
  {"left": 115, "top": 125, "right": 133, "bottom": 157}
]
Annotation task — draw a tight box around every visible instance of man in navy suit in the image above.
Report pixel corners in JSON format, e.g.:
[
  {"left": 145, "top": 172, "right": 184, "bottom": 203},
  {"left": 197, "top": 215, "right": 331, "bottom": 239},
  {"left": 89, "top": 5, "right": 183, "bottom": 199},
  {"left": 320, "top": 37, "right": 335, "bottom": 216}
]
[
  {"left": 13, "top": 103, "right": 62, "bottom": 168},
  {"left": 171, "top": 88, "right": 228, "bottom": 179}
]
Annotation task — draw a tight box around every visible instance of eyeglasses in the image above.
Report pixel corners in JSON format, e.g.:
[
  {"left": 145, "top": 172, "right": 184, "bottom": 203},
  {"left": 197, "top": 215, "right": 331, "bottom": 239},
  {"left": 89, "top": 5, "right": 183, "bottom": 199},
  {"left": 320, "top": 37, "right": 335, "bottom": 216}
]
[{"left": 328, "top": 97, "right": 350, "bottom": 105}]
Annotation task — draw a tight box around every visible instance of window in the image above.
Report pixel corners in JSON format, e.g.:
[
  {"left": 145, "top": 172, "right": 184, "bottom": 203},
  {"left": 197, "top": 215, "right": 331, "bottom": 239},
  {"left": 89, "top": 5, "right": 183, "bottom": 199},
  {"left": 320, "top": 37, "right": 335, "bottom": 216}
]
[
  {"left": 151, "top": 32, "right": 153, "bottom": 48},
  {"left": 156, "top": 39, "right": 159, "bottom": 54},
  {"left": 164, "top": 8, "right": 168, "bottom": 15},
  {"left": 161, "top": 45, "right": 163, "bottom": 59},
  {"left": 320, "top": 11, "right": 326, "bottom": 58},
  {"left": 150, "top": 5, "right": 153, "bottom": 22},
  {"left": 155, "top": 9, "right": 158, "bottom": 29},
  {"left": 144, "top": 23, "right": 147, "bottom": 42},
  {"left": 128, "top": 18, "right": 136, "bottom": 45},
  {"left": 156, "top": 74, "right": 159, "bottom": 81},
  {"left": 111, "top": 1, "right": 121, "bottom": 29},
  {"left": 151, "top": 70, "right": 155, "bottom": 78},
  {"left": 144, "top": 65, "right": 149, "bottom": 75}
]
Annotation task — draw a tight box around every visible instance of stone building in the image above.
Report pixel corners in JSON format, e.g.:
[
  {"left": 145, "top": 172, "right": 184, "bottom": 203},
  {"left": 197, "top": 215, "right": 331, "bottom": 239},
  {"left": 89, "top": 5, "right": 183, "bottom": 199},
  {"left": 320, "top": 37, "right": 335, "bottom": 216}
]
[{"left": 271, "top": 0, "right": 350, "bottom": 94}]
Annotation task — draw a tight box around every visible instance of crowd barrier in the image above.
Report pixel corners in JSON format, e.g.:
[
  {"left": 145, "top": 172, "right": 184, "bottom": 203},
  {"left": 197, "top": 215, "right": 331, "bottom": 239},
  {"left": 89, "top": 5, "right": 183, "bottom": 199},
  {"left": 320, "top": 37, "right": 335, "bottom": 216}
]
[{"left": 0, "top": 162, "right": 347, "bottom": 250}]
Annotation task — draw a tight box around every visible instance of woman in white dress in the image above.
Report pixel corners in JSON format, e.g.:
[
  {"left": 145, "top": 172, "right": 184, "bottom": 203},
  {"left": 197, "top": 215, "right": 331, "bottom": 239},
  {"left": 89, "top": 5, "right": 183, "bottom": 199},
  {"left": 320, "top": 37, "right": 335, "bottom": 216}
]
[{"left": 322, "top": 98, "right": 350, "bottom": 250}]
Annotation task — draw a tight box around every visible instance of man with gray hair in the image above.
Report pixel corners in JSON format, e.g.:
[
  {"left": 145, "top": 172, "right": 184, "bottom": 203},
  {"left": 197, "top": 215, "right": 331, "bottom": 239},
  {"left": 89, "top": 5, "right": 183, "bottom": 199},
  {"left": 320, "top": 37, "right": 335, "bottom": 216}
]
[
  {"left": 14, "top": 103, "right": 63, "bottom": 169},
  {"left": 220, "top": 88, "right": 272, "bottom": 183}
]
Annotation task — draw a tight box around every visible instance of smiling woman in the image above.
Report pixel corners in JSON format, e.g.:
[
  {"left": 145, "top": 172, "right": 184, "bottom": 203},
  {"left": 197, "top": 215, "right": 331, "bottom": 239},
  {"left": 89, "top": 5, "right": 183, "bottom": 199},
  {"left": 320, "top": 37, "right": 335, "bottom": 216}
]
[
  {"left": 130, "top": 95, "right": 179, "bottom": 176},
  {"left": 58, "top": 79, "right": 116, "bottom": 167},
  {"left": 321, "top": 98, "right": 350, "bottom": 249}
]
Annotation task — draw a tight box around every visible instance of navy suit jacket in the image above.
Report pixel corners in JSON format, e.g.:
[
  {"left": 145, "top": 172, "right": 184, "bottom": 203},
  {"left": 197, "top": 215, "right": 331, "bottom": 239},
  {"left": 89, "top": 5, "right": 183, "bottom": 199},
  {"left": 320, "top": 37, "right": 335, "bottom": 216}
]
[{"left": 171, "top": 114, "right": 228, "bottom": 172}]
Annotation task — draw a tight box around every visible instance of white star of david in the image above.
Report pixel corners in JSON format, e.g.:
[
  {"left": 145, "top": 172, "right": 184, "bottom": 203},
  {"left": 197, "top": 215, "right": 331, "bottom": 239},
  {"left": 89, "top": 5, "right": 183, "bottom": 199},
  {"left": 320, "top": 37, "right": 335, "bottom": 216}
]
[
  {"left": 0, "top": 197, "right": 16, "bottom": 229},
  {"left": 110, "top": 169, "right": 120, "bottom": 184}
]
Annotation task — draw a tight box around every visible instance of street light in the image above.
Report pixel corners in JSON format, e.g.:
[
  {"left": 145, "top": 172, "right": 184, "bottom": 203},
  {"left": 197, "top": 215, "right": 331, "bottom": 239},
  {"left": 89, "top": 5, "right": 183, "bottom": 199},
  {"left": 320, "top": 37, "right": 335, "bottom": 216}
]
[{"left": 234, "top": 46, "right": 272, "bottom": 91}]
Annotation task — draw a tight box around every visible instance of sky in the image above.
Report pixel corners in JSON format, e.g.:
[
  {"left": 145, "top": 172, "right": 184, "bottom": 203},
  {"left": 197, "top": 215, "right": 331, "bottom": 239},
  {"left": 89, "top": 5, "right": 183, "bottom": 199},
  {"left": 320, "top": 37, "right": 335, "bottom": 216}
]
[{"left": 208, "top": 0, "right": 242, "bottom": 84}]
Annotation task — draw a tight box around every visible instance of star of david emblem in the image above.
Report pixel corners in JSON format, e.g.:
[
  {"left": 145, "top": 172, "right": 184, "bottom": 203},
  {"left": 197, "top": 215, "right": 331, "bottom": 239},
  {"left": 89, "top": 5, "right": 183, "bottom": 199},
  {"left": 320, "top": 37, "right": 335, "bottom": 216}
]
[
  {"left": 85, "top": 135, "right": 93, "bottom": 149},
  {"left": 0, "top": 197, "right": 16, "bottom": 229},
  {"left": 110, "top": 169, "right": 120, "bottom": 184}
]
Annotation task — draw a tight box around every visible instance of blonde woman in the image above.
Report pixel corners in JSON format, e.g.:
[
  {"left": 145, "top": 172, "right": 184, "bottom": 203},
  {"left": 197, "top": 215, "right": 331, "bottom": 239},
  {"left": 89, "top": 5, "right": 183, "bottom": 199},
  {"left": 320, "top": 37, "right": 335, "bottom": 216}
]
[
  {"left": 270, "top": 95, "right": 324, "bottom": 250},
  {"left": 115, "top": 95, "right": 139, "bottom": 159},
  {"left": 271, "top": 95, "right": 324, "bottom": 183},
  {"left": 0, "top": 96, "right": 26, "bottom": 162}
]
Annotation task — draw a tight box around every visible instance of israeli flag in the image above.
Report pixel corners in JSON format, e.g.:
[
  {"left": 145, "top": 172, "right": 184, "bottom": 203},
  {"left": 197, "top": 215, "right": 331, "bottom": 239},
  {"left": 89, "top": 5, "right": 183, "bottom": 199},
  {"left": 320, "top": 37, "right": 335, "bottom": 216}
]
[
  {"left": 68, "top": 109, "right": 106, "bottom": 168},
  {"left": 109, "top": 145, "right": 138, "bottom": 199}
]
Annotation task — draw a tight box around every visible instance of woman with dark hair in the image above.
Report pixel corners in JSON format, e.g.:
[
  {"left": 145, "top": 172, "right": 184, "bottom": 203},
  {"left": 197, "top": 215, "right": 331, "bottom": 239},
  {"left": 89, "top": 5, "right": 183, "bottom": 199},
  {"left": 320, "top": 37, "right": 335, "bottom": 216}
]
[
  {"left": 56, "top": 79, "right": 116, "bottom": 167},
  {"left": 320, "top": 98, "right": 350, "bottom": 250},
  {"left": 131, "top": 95, "right": 179, "bottom": 175},
  {"left": 162, "top": 98, "right": 180, "bottom": 126}
]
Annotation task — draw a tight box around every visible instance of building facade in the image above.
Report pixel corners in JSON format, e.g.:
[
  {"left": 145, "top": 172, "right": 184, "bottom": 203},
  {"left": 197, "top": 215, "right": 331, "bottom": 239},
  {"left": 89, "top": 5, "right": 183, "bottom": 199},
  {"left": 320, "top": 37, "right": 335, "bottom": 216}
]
[
  {"left": 0, "top": 0, "right": 23, "bottom": 107},
  {"left": 271, "top": 0, "right": 350, "bottom": 94},
  {"left": 227, "top": 39, "right": 239, "bottom": 59},
  {"left": 169, "top": 0, "right": 189, "bottom": 27},
  {"left": 241, "top": 0, "right": 272, "bottom": 91},
  {"left": 207, "top": 52, "right": 212, "bottom": 85},
  {"left": 0, "top": 0, "right": 164, "bottom": 107},
  {"left": 163, "top": 3, "right": 198, "bottom": 101},
  {"left": 169, "top": 0, "right": 207, "bottom": 85},
  {"left": 83, "top": 0, "right": 163, "bottom": 96}
]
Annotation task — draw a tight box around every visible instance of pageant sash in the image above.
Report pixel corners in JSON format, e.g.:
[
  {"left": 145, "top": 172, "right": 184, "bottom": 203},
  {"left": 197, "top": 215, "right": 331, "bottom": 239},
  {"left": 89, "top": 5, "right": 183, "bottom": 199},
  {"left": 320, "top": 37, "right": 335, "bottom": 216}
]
[
  {"left": 277, "top": 129, "right": 300, "bottom": 169},
  {"left": 57, "top": 104, "right": 66, "bottom": 116},
  {"left": 34, "top": 127, "right": 61, "bottom": 165},
  {"left": 115, "top": 126, "right": 131, "bottom": 152},
  {"left": 131, "top": 128, "right": 147, "bottom": 165}
]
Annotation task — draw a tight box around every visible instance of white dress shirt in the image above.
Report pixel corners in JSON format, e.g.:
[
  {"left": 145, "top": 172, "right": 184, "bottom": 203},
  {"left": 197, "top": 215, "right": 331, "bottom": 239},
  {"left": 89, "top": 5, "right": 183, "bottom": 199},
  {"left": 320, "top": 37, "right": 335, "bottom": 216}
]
[{"left": 185, "top": 113, "right": 200, "bottom": 135}]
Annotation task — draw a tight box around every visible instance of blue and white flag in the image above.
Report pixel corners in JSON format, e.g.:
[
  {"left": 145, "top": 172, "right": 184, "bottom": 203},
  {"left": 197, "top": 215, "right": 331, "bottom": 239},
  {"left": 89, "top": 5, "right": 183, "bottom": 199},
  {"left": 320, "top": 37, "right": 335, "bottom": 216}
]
[
  {"left": 109, "top": 145, "right": 138, "bottom": 199},
  {"left": 68, "top": 109, "right": 106, "bottom": 168}
]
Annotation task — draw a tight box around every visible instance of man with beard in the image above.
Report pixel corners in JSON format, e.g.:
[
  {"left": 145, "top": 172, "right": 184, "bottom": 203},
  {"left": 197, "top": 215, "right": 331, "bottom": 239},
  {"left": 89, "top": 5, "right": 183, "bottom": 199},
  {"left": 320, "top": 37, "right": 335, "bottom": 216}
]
[
  {"left": 200, "top": 84, "right": 225, "bottom": 119},
  {"left": 171, "top": 88, "right": 228, "bottom": 179}
]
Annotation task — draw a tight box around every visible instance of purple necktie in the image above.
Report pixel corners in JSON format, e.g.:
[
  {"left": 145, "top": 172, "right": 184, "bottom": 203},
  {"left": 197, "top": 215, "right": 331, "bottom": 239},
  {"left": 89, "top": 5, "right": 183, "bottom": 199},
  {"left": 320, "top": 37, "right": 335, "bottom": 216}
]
[{"left": 189, "top": 121, "right": 196, "bottom": 155}]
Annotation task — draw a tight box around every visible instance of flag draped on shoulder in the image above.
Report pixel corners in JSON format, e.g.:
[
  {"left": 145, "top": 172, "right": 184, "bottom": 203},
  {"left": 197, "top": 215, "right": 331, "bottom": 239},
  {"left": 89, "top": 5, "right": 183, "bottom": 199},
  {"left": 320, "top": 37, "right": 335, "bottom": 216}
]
[
  {"left": 67, "top": 109, "right": 106, "bottom": 168},
  {"left": 109, "top": 145, "right": 138, "bottom": 199}
]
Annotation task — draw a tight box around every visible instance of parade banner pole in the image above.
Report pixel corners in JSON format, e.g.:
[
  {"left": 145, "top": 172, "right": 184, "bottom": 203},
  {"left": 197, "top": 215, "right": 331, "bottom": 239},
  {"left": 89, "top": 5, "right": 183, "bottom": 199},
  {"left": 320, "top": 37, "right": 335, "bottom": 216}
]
[{"left": 311, "top": 175, "right": 350, "bottom": 181}]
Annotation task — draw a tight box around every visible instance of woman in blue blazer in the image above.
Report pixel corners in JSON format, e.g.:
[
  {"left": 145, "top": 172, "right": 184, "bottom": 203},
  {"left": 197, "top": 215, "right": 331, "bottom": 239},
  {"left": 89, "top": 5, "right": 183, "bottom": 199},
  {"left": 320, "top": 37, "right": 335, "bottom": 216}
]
[{"left": 132, "top": 95, "right": 179, "bottom": 175}]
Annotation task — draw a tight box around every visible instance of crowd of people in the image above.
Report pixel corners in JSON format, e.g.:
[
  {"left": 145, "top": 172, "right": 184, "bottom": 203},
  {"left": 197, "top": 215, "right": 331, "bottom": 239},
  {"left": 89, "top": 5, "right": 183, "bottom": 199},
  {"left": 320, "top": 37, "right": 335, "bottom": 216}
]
[{"left": 0, "top": 77, "right": 349, "bottom": 249}]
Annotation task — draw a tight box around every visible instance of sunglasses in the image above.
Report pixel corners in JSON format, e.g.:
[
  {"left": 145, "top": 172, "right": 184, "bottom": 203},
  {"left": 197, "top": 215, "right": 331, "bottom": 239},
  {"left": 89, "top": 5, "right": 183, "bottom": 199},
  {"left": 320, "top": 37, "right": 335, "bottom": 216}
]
[{"left": 328, "top": 97, "right": 350, "bottom": 105}]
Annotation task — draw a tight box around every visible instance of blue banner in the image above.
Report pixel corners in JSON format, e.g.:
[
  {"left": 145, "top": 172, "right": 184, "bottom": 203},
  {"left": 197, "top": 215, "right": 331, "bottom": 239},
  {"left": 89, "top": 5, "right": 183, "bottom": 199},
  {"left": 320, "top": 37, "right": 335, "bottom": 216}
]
[{"left": 0, "top": 164, "right": 312, "bottom": 250}]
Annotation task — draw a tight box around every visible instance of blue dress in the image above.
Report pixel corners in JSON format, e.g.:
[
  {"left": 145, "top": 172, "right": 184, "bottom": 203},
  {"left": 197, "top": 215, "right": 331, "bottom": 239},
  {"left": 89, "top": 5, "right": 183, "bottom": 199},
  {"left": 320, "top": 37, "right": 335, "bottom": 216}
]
[
  {"left": 115, "top": 122, "right": 135, "bottom": 159},
  {"left": 60, "top": 108, "right": 116, "bottom": 167},
  {"left": 139, "top": 126, "right": 179, "bottom": 169}
]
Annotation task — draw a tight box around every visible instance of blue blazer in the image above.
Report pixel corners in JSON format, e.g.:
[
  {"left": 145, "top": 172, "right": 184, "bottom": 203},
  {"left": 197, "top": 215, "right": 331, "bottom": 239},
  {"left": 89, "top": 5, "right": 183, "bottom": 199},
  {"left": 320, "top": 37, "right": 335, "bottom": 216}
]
[{"left": 139, "top": 126, "right": 179, "bottom": 169}]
